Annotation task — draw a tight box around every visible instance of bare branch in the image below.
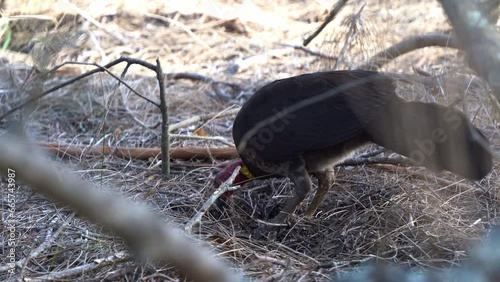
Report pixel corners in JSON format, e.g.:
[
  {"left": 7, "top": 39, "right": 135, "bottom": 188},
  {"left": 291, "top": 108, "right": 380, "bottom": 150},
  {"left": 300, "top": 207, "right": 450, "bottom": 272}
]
[
  {"left": 156, "top": 59, "right": 170, "bottom": 178},
  {"left": 303, "top": 0, "right": 349, "bottom": 46},
  {"left": 358, "top": 32, "right": 460, "bottom": 70},
  {"left": 170, "top": 134, "right": 234, "bottom": 146},
  {"left": 185, "top": 166, "right": 241, "bottom": 234},
  {"left": 31, "top": 252, "right": 131, "bottom": 280},
  {"left": 0, "top": 58, "right": 160, "bottom": 121}
]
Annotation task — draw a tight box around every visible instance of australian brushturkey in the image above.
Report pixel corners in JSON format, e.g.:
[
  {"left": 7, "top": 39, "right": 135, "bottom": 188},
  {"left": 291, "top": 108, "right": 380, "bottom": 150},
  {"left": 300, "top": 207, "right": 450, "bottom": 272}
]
[{"left": 215, "top": 70, "right": 492, "bottom": 226}]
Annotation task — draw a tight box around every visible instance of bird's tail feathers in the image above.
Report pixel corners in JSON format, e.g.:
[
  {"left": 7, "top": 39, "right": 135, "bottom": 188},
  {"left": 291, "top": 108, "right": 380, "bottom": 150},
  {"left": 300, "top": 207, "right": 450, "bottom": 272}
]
[{"left": 368, "top": 101, "right": 492, "bottom": 180}]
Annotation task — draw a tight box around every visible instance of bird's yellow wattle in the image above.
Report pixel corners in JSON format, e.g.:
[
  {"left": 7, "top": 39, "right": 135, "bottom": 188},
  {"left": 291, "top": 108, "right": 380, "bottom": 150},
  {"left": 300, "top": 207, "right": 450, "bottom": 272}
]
[{"left": 240, "top": 164, "right": 254, "bottom": 179}]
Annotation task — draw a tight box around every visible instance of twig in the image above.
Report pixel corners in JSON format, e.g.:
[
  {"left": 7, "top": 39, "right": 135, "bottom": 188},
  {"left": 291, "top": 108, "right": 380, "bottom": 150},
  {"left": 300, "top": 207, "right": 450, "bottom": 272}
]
[
  {"left": 166, "top": 72, "right": 241, "bottom": 89},
  {"left": 28, "top": 252, "right": 131, "bottom": 281},
  {"left": 303, "top": 0, "right": 349, "bottom": 46},
  {"left": 156, "top": 59, "right": 170, "bottom": 178},
  {"left": 254, "top": 254, "right": 291, "bottom": 267},
  {"left": 86, "top": 266, "right": 137, "bottom": 282},
  {"left": 0, "top": 213, "right": 74, "bottom": 272},
  {"left": 276, "top": 43, "right": 338, "bottom": 61},
  {"left": 340, "top": 155, "right": 413, "bottom": 167},
  {"left": 2, "top": 15, "right": 55, "bottom": 22},
  {"left": 185, "top": 166, "right": 241, "bottom": 234},
  {"left": 169, "top": 107, "right": 240, "bottom": 132},
  {"left": 0, "top": 136, "right": 241, "bottom": 282},
  {"left": 167, "top": 72, "right": 242, "bottom": 102},
  {"left": 170, "top": 134, "right": 234, "bottom": 146},
  {"left": 358, "top": 32, "right": 460, "bottom": 71}
]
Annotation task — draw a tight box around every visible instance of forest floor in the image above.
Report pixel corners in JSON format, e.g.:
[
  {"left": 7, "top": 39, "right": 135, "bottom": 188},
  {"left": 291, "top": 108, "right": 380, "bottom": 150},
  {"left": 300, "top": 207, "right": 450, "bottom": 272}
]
[{"left": 1, "top": 0, "right": 499, "bottom": 281}]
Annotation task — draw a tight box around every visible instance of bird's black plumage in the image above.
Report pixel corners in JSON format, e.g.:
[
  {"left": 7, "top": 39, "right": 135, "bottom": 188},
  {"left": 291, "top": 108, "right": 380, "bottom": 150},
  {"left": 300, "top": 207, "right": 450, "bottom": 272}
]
[
  {"left": 233, "top": 70, "right": 392, "bottom": 164},
  {"left": 218, "top": 70, "right": 492, "bottom": 226}
]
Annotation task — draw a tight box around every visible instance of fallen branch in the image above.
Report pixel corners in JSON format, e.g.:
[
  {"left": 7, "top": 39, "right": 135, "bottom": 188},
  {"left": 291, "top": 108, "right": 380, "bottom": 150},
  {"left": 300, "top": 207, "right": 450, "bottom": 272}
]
[
  {"left": 358, "top": 32, "right": 460, "bottom": 70},
  {"left": 30, "top": 252, "right": 131, "bottom": 281},
  {"left": 36, "top": 142, "right": 485, "bottom": 190},
  {"left": 0, "top": 214, "right": 75, "bottom": 273},
  {"left": 36, "top": 142, "right": 239, "bottom": 160},
  {"left": 185, "top": 166, "right": 241, "bottom": 234},
  {"left": 31, "top": 142, "right": 418, "bottom": 168},
  {"left": 169, "top": 107, "right": 240, "bottom": 132},
  {"left": 170, "top": 133, "right": 234, "bottom": 146}
]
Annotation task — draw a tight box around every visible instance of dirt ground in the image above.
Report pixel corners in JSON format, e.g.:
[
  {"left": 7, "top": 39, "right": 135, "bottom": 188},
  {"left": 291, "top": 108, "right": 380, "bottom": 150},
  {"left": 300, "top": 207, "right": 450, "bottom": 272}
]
[{"left": 1, "top": 0, "right": 499, "bottom": 281}]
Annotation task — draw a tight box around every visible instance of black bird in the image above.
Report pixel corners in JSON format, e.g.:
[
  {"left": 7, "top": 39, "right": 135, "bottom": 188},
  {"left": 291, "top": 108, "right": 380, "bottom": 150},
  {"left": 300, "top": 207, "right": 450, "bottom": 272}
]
[{"left": 215, "top": 70, "right": 492, "bottom": 225}]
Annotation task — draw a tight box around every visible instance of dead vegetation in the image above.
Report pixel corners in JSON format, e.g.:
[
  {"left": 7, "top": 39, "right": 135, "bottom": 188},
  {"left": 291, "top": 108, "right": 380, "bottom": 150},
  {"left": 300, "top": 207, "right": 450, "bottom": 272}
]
[{"left": 0, "top": 0, "right": 499, "bottom": 281}]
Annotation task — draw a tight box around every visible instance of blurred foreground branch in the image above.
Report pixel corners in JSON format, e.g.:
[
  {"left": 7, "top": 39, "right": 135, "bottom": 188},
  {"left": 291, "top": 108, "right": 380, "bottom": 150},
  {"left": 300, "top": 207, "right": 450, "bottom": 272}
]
[
  {"left": 0, "top": 136, "right": 241, "bottom": 282},
  {"left": 440, "top": 0, "right": 500, "bottom": 102}
]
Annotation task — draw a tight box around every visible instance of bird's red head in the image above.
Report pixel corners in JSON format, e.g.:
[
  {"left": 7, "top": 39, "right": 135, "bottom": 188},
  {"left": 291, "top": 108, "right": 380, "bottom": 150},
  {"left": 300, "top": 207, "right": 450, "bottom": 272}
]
[{"left": 214, "top": 159, "right": 253, "bottom": 186}]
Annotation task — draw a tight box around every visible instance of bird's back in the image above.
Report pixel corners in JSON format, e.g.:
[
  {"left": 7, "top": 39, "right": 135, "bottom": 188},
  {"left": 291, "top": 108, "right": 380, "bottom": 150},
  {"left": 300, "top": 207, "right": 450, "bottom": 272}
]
[{"left": 233, "top": 70, "right": 397, "bottom": 165}]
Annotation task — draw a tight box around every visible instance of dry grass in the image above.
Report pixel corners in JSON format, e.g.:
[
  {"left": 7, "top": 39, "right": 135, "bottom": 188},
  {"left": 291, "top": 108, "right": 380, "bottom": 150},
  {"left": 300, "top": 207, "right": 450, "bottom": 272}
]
[{"left": 0, "top": 0, "right": 499, "bottom": 281}]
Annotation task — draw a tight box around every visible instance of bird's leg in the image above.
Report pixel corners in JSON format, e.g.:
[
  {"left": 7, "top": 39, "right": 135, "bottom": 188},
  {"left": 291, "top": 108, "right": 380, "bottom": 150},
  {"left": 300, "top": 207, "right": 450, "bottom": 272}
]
[
  {"left": 270, "top": 160, "right": 312, "bottom": 224},
  {"left": 304, "top": 170, "right": 334, "bottom": 216},
  {"left": 251, "top": 160, "right": 311, "bottom": 239}
]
